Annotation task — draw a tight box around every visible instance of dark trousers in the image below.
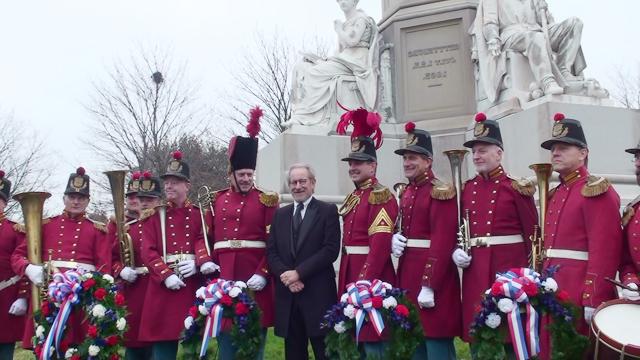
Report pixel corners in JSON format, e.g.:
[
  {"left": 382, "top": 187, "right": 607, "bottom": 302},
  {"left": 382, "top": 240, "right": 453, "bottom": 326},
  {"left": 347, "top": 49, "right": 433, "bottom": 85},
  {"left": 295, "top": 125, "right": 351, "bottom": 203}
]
[
  {"left": 125, "top": 346, "right": 152, "bottom": 360},
  {"left": 0, "top": 343, "right": 14, "bottom": 360},
  {"left": 285, "top": 301, "right": 326, "bottom": 360},
  {"left": 151, "top": 341, "right": 178, "bottom": 360}
]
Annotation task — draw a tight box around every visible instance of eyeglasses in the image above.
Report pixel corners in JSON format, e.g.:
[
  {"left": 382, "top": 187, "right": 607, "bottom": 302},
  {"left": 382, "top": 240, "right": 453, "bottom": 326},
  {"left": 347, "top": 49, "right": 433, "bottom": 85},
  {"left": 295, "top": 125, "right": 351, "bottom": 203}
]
[{"left": 289, "top": 178, "right": 309, "bottom": 186}]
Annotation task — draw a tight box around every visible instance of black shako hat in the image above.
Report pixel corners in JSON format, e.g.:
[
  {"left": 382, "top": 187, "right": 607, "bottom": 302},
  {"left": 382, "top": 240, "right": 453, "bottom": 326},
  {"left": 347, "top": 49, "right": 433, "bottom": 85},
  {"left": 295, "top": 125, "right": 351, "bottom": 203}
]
[
  {"left": 394, "top": 122, "right": 433, "bottom": 158},
  {"left": 64, "top": 167, "right": 91, "bottom": 196},
  {"left": 126, "top": 171, "right": 141, "bottom": 196},
  {"left": 0, "top": 170, "right": 11, "bottom": 202},
  {"left": 161, "top": 150, "right": 190, "bottom": 181},
  {"left": 229, "top": 107, "right": 262, "bottom": 171},
  {"left": 540, "top": 113, "right": 588, "bottom": 150},
  {"left": 463, "top": 112, "right": 503, "bottom": 149},
  {"left": 137, "top": 171, "right": 163, "bottom": 198}
]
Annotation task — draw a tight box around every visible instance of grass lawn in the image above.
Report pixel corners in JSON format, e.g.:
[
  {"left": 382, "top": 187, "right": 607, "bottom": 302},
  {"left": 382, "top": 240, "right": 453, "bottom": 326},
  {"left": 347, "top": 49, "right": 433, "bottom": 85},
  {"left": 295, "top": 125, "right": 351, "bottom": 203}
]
[{"left": 14, "top": 332, "right": 472, "bottom": 359}]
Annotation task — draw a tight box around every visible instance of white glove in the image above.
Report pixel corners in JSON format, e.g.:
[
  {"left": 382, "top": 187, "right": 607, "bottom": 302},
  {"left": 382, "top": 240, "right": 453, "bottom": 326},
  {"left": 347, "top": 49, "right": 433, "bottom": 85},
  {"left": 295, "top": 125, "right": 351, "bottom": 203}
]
[
  {"left": 25, "top": 264, "right": 44, "bottom": 286},
  {"left": 584, "top": 306, "right": 596, "bottom": 323},
  {"left": 417, "top": 286, "right": 435, "bottom": 308},
  {"left": 200, "top": 261, "right": 220, "bottom": 275},
  {"left": 119, "top": 267, "right": 138, "bottom": 283},
  {"left": 622, "top": 283, "right": 640, "bottom": 301},
  {"left": 247, "top": 274, "right": 267, "bottom": 291},
  {"left": 452, "top": 248, "right": 472, "bottom": 268},
  {"left": 8, "top": 298, "right": 27, "bottom": 316},
  {"left": 177, "top": 259, "right": 197, "bottom": 278},
  {"left": 391, "top": 233, "right": 407, "bottom": 258},
  {"left": 164, "top": 274, "right": 186, "bottom": 290}
]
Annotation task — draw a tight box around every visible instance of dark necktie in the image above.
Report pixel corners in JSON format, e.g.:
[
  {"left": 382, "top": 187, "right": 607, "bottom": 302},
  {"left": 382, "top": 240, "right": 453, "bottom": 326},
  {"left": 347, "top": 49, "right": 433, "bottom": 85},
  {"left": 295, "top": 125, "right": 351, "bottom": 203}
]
[{"left": 293, "top": 202, "right": 304, "bottom": 234}]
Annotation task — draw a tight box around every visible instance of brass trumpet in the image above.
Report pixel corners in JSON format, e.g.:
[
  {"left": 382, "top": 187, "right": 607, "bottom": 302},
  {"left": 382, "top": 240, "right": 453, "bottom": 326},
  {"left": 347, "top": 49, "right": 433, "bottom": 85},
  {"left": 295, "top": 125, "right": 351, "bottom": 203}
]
[
  {"left": 197, "top": 185, "right": 214, "bottom": 256},
  {"left": 529, "top": 163, "right": 553, "bottom": 272},
  {"left": 444, "top": 149, "right": 471, "bottom": 253},
  {"left": 13, "top": 191, "right": 51, "bottom": 310},
  {"left": 105, "top": 170, "right": 136, "bottom": 268}
]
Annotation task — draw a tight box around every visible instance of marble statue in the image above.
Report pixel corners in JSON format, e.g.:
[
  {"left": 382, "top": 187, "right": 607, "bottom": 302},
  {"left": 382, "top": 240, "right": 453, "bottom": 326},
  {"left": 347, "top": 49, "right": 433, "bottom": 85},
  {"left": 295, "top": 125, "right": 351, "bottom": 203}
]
[
  {"left": 470, "top": 0, "right": 607, "bottom": 105},
  {"left": 288, "top": 0, "right": 380, "bottom": 127}
]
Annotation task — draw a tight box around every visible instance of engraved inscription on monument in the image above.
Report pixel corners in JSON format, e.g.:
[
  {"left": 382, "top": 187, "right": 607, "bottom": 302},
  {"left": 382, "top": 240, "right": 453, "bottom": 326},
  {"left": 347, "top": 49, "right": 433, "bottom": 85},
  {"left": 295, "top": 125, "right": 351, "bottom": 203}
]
[{"left": 403, "top": 20, "right": 465, "bottom": 116}]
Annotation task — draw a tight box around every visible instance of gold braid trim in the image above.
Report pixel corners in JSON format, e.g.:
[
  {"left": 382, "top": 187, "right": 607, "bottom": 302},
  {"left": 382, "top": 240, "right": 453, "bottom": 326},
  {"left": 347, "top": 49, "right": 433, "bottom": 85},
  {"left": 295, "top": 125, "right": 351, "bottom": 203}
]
[
  {"left": 13, "top": 223, "right": 25, "bottom": 233},
  {"left": 368, "top": 208, "right": 394, "bottom": 236},
  {"left": 259, "top": 191, "right": 279, "bottom": 207},
  {"left": 338, "top": 193, "right": 360, "bottom": 216},
  {"left": 138, "top": 208, "right": 156, "bottom": 222},
  {"left": 430, "top": 179, "right": 456, "bottom": 200},
  {"left": 581, "top": 176, "right": 610, "bottom": 198},
  {"left": 622, "top": 206, "right": 635, "bottom": 227},
  {"left": 90, "top": 220, "right": 108, "bottom": 233},
  {"left": 368, "top": 184, "right": 393, "bottom": 205}
]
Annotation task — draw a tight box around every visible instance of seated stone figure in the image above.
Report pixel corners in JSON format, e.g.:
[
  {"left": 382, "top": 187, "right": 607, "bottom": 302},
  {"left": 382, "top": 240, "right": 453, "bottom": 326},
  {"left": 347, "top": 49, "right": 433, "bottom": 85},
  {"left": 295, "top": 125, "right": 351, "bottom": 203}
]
[
  {"left": 288, "top": 0, "right": 379, "bottom": 127},
  {"left": 470, "top": 0, "right": 605, "bottom": 105}
]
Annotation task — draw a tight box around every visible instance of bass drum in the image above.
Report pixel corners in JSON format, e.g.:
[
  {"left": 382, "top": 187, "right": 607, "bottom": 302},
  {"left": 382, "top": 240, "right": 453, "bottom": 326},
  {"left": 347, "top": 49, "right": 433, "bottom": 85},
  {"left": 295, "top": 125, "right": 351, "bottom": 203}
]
[{"left": 588, "top": 299, "right": 640, "bottom": 359}]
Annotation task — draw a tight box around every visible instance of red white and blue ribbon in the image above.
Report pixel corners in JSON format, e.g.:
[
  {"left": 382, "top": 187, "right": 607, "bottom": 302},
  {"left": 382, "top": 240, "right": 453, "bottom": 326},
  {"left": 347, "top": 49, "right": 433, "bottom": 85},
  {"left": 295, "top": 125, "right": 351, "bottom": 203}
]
[
  {"left": 41, "top": 270, "right": 83, "bottom": 360},
  {"left": 345, "top": 279, "right": 386, "bottom": 343},
  {"left": 493, "top": 268, "right": 541, "bottom": 360},
  {"left": 199, "top": 279, "right": 234, "bottom": 359}
]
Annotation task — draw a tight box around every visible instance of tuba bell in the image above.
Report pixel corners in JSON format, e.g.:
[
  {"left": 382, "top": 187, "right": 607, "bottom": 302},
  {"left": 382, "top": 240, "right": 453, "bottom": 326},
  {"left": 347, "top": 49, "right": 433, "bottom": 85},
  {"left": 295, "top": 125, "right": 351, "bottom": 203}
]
[
  {"left": 13, "top": 191, "right": 51, "bottom": 310},
  {"left": 529, "top": 163, "right": 553, "bottom": 272},
  {"left": 444, "top": 149, "right": 471, "bottom": 253},
  {"left": 105, "top": 170, "right": 136, "bottom": 268}
]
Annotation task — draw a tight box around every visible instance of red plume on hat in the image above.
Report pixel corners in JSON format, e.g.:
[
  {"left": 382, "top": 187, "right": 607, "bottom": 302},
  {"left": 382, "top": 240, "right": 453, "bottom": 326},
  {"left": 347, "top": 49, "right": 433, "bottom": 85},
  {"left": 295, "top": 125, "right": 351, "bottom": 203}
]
[
  {"left": 336, "top": 103, "right": 383, "bottom": 149},
  {"left": 405, "top": 122, "right": 416, "bottom": 133},
  {"left": 553, "top": 113, "right": 565, "bottom": 121},
  {"left": 172, "top": 150, "right": 183, "bottom": 160},
  {"left": 247, "top": 106, "right": 263, "bottom": 138},
  {"left": 142, "top": 170, "right": 152, "bottom": 179},
  {"left": 474, "top": 112, "right": 487, "bottom": 123},
  {"left": 132, "top": 171, "right": 141, "bottom": 180},
  {"left": 76, "top": 167, "right": 86, "bottom": 176}
]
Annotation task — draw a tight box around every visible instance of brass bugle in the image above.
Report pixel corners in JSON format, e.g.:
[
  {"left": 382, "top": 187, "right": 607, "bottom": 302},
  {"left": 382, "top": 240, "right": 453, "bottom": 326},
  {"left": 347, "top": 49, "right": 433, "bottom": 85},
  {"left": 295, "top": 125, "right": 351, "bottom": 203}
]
[
  {"left": 444, "top": 149, "right": 471, "bottom": 253},
  {"left": 197, "top": 185, "right": 213, "bottom": 256},
  {"left": 105, "top": 170, "right": 136, "bottom": 268},
  {"left": 13, "top": 191, "right": 50, "bottom": 311},
  {"left": 529, "top": 163, "right": 553, "bottom": 272}
]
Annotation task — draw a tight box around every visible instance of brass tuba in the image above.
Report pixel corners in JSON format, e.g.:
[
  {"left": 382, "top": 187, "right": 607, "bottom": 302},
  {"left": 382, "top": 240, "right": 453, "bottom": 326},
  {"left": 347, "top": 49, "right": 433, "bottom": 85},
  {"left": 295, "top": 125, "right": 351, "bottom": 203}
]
[
  {"left": 13, "top": 191, "right": 51, "bottom": 310},
  {"left": 444, "top": 149, "right": 471, "bottom": 253},
  {"left": 196, "top": 185, "right": 214, "bottom": 256},
  {"left": 529, "top": 163, "right": 553, "bottom": 272},
  {"left": 105, "top": 170, "right": 136, "bottom": 268}
]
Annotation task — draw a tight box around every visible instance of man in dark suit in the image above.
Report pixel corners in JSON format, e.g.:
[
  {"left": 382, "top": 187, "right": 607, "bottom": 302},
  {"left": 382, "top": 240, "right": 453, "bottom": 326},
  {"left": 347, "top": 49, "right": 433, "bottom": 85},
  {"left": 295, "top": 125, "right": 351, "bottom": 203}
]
[{"left": 267, "top": 163, "right": 340, "bottom": 360}]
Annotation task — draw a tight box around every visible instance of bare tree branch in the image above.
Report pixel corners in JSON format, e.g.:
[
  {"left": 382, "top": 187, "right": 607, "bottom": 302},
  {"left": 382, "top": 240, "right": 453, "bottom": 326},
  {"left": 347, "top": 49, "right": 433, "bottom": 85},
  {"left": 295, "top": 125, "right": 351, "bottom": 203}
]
[{"left": 610, "top": 62, "right": 640, "bottom": 109}]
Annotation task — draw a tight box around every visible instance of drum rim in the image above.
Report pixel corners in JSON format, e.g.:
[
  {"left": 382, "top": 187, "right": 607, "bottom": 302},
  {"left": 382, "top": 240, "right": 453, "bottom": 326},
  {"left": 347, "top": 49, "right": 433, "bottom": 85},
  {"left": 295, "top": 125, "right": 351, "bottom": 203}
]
[{"left": 591, "top": 299, "right": 640, "bottom": 356}]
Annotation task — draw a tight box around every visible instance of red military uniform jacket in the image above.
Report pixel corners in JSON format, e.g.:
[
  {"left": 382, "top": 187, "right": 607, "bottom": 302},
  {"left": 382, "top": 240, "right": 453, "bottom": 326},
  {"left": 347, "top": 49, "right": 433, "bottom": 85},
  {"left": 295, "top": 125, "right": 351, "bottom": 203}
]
[
  {"left": 0, "top": 214, "right": 29, "bottom": 343},
  {"left": 397, "top": 172, "right": 461, "bottom": 338},
  {"left": 202, "top": 186, "right": 278, "bottom": 328},
  {"left": 338, "top": 177, "right": 398, "bottom": 342},
  {"left": 12, "top": 211, "right": 111, "bottom": 346},
  {"left": 621, "top": 195, "right": 640, "bottom": 285},
  {"left": 139, "top": 201, "right": 206, "bottom": 342},
  {"left": 542, "top": 166, "right": 622, "bottom": 332},
  {"left": 109, "top": 216, "right": 150, "bottom": 348},
  {"left": 461, "top": 166, "right": 538, "bottom": 342}
]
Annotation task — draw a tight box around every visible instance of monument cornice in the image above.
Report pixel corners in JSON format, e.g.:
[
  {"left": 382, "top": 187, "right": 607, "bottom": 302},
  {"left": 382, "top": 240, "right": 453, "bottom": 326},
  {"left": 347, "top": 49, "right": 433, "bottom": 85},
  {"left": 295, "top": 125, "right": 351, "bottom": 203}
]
[{"left": 379, "top": 0, "right": 478, "bottom": 31}]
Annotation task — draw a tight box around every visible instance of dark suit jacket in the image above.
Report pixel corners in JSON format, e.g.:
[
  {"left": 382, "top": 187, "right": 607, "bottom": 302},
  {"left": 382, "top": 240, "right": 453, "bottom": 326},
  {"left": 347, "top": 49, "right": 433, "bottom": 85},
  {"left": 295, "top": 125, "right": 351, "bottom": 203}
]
[{"left": 266, "top": 197, "right": 340, "bottom": 337}]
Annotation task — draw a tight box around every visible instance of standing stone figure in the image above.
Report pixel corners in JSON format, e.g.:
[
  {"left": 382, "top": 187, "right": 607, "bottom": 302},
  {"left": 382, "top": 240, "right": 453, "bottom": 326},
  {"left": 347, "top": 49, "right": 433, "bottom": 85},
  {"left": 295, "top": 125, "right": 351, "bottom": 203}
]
[
  {"left": 470, "top": 0, "right": 587, "bottom": 103},
  {"left": 289, "top": 0, "right": 379, "bottom": 127}
]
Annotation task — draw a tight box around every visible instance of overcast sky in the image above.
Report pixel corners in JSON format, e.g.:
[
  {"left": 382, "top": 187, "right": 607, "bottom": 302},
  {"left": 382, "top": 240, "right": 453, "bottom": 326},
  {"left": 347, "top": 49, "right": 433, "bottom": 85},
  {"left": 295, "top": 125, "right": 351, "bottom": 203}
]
[{"left": 0, "top": 0, "right": 638, "bottom": 213}]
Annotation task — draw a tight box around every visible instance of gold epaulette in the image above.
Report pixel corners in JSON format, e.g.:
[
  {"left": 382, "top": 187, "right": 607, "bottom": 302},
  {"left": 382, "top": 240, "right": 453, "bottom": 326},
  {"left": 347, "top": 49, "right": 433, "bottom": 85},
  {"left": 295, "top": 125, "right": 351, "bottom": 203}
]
[
  {"left": 13, "top": 223, "right": 25, "bottom": 233},
  {"left": 258, "top": 190, "right": 279, "bottom": 207},
  {"left": 138, "top": 208, "right": 156, "bottom": 222},
  {"left": 622, "top": 195, "right": 640, "bottom": 226},
  {"left": 338, "top": 192, "right": 360, "bottom": 216},
  {"left": 88, "top": 219, "right": 108, "bottom": 233},
  {"left": 368, "top": 183, "right": 393, "bottom": 205},
  {"left": 581, "top": 175, "right": 610, "bottom": 198},
  {"left": 508, "top": 174, "right": 536, "bottom": 196},
  {"left": 430, "top": 179, "right": 456, "bottom": 200}
]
